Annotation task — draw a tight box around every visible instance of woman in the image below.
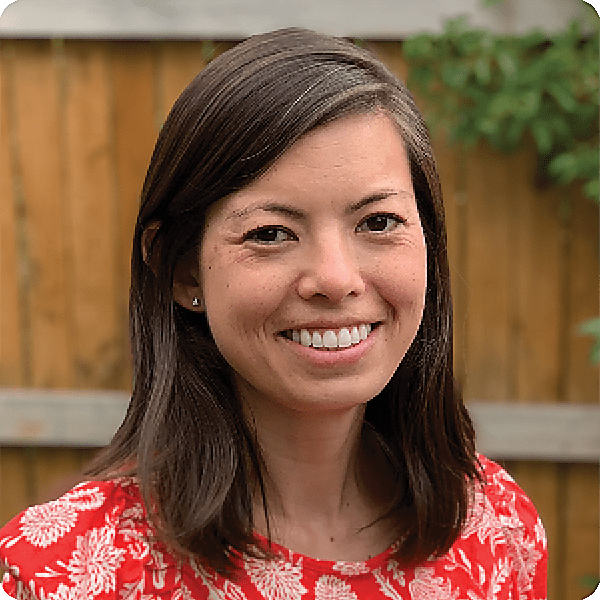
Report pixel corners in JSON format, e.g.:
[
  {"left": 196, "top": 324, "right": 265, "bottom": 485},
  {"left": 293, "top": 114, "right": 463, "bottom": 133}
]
[{"left": 0, "top": 28, "right": 546, "bottom": 599}]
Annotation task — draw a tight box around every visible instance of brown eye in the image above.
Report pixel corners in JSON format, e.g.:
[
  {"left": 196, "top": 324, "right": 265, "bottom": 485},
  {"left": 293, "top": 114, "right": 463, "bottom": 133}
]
[
  {"left": 357, "top": 214, "right": 403, "bottom": 233},
  {"left": 245, "top": 226, "right": 296, "bottom": 244}
]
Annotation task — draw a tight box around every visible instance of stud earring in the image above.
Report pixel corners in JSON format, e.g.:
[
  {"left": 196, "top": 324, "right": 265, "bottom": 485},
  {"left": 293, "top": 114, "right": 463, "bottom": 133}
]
[{"left": 192, "top": 297, "right": 200, "bottom": 307}]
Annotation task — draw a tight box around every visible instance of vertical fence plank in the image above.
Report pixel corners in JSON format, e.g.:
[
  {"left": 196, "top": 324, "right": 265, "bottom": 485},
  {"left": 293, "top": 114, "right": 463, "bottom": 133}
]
[
  {"left": 432, "top": 143, "right": 470, "bottom": 389},
  {"left": 504, "top": 146, "right": 563, "bottom": 599},
  {"left": 1, "top": 42, "right": 32, "bottom": 524},
  {"left": 5, "top": 40, "right": 73, "bottom": 389},
  {"left": 565, "top": 463, "right": 600, "bottom": 599},
  {"left": 0, "top": 449, "right": 32, "bottom": 523},
  {"left": 62, "top": 40, "right": 121, "bottom": 389},
  {"left": 109, "top": 41, "right": 158, "bottom": 390},
  {"left": 0, "top": 42, "right": 22, "bottom": 387},
  {"left": 462, "top": 142, "right": 513, "bottom": 399},
  {"left": 155, "top": 40, "right": 208, "bottom": 125}
]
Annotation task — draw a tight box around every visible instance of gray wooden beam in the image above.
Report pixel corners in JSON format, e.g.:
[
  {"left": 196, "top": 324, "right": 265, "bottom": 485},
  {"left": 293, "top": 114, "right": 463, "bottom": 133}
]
[
  {"left": 0, "top": 0, "right": 593, "bottom": 39},
  {"left": 468, "top": 401, "right": 600, "bottom": 463},
  {"left": 0, "top": 389, "right": 129, "bottom": 447},
  {"left": 0, "top": 389, "right": 598, "bottom": 461}
]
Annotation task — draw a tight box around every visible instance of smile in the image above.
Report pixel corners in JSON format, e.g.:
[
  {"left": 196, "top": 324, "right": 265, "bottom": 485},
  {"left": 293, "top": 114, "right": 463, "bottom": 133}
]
[{"left": 280, "top": 323, "right": 379, "bottom": 350}]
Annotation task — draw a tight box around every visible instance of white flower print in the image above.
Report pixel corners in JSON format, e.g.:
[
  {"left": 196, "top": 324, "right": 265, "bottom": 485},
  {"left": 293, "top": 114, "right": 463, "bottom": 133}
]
[
  {"left": 373, "top": 567, "right": 404, "bottom": 600},
  {"left": 505, "top": 529, "right": 542, "bottom": 593},
  {"left": 172, "top": 581, "right": 195, "bottom": 600},
  {"left": 223, "top": 580, "right": 248, "bottom": 600},
  {"left": 188, "top": 557, "right": 249, "bottom": 600},
  {"left": 61, "top": 524, "right": 126, "bottom": 597},
  {"left": 19, "top": 486, "right": 105, "bottom": 549},
  {"left": 332, "top": 561, "right": 370, "bottom": 576},
  {"left": 314, "top": 575, "right": 358, "bottom": 600},
  {"left": 61, "top": 487, "right": 105, "bottom": 512},
  {"left": 534, "top": 517, "right": 546, "bottom": 549},
  {"left": 245, "top": 555, "right": 307, "bottom": 600},
  {"left": 48, "top": 583, "right": 76, "bottom": 600},
  {"left": 462, "top": 487, "right": 504, "bottom": 555},
  {"left": 118, "top": 579, "right": 145, "bottom": 599},
  {"left": 20, "top": 502, "right": 79, "bottom": 548},
  {"left": 409, "top": 567, "right": 459, "bottom": 600},
  {"left": 385, "top": 559, "right": 405, "bottom": 585}
]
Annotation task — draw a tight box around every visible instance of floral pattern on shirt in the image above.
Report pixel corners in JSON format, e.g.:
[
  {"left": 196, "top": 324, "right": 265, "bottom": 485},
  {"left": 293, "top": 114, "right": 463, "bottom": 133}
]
[{"left": 0, "top": 456, "right": 547, "bottom": 599}]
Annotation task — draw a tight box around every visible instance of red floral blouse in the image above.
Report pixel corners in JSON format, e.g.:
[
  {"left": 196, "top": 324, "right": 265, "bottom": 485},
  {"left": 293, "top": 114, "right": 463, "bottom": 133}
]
[{"left": 0, "top": 456, "right": 546, "bottom": 600}]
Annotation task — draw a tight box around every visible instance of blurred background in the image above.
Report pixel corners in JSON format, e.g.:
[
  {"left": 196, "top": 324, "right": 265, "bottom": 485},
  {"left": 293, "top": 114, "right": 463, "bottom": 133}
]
[{"left": 0, "top": 0, "right": 598, "bottom": 597}]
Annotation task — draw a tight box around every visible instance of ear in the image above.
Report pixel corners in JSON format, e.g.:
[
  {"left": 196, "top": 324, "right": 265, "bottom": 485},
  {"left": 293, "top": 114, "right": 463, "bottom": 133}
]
[
  {"left": 172, "top": 246, "right": 205, "bottom": 311},
  {"left": 141, "top": 221, "right": 161, "bottom": 274},
  {"left": 142, "top": 221, "right": 205, "bottom": 311}
]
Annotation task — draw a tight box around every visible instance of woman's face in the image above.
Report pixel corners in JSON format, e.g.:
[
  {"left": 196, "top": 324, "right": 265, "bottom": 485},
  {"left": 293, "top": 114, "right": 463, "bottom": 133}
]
[{"left": 196, "top": 112, "right": 427, "bottom": 416}]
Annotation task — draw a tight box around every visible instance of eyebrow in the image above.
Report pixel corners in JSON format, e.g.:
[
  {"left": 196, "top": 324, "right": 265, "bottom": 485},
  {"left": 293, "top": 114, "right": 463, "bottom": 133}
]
[{"left": 226, "top": 190, "right": 414, "bottom": 222}]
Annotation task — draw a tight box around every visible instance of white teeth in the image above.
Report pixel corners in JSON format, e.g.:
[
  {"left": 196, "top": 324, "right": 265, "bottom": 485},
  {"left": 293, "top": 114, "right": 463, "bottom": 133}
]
[
  {"left": 312, "top": 331, "right": 323, "bottom": 348},
  {"left": 290, "top": 324, "right": 374, "bottom": 349},
  {"left": 338, "top": 328, "right": 352, "bottom": 348},
  {"left": 322, "top": 330, "right": 338, "bottom": 348},
  {"left": 300, "top": 329, "right": 312, "bottom": 347}
]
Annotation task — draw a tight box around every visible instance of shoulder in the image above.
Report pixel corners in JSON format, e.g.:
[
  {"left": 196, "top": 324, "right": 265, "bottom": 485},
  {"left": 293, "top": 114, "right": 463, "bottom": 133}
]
[
  {"left": 0, "top": 478, "right": 165, "bottom": 600},
  {"left": 476, "top": 455, "right": 546, "bottom": 541},
  {"left": 463, "top": 455, "right": 548, "bottom": 596}
]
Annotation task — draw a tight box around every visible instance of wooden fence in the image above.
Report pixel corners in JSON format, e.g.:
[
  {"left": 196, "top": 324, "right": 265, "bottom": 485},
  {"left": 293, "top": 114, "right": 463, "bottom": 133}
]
[{"left": 0, "top": 39, "right": 598, "bottom": 599}]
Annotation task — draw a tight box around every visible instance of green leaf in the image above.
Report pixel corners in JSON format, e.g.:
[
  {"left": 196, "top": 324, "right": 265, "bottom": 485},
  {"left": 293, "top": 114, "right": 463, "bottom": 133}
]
[
  {"left": 583, "top": 179, "right": 599, "bottom": 202},
  {"left": 474, "top": 56, "right": 492, "bottom": 84},
  {"left": 402, "top": 35, "right": 434, "bottom": 58},
  {"left": 505, "top": 118, "right": 526, "bottom": 147},
  {"left": 518, "top": 90, "right": 542, "bottom": 120},
  {"left": 591, "top": 345, "right": 600, "bottom": 365},
  {"left": 548, "top": 152, "right": 578, "bottom": 183},
  {"left": 578, "top": 316, "right": 600, "bottom": 336},
  {"left": 530, "top": 120, "right": 553, "bottom": 155},
  {"left": 476, "top": 117, "right": 499, "bottom": 137},
  {"left": 548, "top": 82, "right": 578, "bottom": 112},
  {"left": 578, "top": 317, "right": 600, "bottom": 365},
  {"left": 497, "top": 50, "right": 517, "bottom": 79},
  {"left": 441, "top": 63, "right": 470, "bottom": 88}
]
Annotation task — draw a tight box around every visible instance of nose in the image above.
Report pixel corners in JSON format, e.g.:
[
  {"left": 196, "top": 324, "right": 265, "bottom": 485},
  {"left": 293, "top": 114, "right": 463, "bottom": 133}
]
[{"left": 297, "top": 235, "right": 365, "bottom": 303}]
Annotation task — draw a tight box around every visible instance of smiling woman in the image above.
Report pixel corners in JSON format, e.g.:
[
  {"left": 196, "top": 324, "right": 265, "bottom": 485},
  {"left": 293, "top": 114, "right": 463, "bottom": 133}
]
[
  {"left": 190, "top": 113, "right": 427, "bottom": 416},
  {"left": 0, "top": 28, "right": 547, "bottom": 599}
]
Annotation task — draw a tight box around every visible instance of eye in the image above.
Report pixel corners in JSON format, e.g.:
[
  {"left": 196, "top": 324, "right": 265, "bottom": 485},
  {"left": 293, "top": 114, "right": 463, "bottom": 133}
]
[
  {"left": 356, "top": 213, "right": 405, "bottom": 233},
  {"left": 244, "top": 226, "right": 296, "bottom": 244}
]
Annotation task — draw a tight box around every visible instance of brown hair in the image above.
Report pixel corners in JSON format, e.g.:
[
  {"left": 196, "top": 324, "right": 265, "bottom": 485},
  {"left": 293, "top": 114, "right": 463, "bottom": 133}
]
[{"left": 85, "top": 28, "right": 480, "bottom": 572}]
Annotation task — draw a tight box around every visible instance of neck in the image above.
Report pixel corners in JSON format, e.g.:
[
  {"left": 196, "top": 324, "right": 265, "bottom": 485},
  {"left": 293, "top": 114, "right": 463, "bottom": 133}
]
[
  {"left": 251, "top": 405, "right": 366, "bottom": 521},
  {"left": 242, "top": 396, "right": 398, "bottom": 560}
]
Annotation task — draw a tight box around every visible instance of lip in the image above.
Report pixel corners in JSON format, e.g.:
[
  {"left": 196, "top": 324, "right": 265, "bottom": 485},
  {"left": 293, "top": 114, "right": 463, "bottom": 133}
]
[{"left": 279, "top": 323, "right": 379, "bottom": 367}]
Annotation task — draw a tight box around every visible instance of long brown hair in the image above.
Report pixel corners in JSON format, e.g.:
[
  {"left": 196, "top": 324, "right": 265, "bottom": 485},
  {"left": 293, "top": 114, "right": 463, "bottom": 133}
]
[{"left": 85, "top": 28, "right": 480, "bottom": 572}]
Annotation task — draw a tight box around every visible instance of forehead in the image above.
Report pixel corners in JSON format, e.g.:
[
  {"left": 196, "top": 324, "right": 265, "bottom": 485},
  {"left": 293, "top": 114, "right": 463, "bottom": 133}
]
[{"left": 208, "top": 111, "right": 414, "bottom": 223}]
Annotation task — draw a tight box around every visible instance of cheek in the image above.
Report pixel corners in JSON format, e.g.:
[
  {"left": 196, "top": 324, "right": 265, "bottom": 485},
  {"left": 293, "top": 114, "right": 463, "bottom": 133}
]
[
  {"left": 201, "top": 252, "right": 288, "bottom": 335},
  {"left": 377, "top": 248, "right": 428, "bottom": 315}
]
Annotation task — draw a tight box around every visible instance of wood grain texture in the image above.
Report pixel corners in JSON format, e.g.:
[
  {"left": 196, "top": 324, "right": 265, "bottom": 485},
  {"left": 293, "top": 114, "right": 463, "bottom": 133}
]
[
  {"left": 62, "top": 41, "right": 121, "bottom": 389},
  {"left": 0, "top": 41, "right": 597, "bottom": 594},
  {"left": 0, "top": 42, "right": 22, "bottom": 387},
  {"left": 109, "top": 41, "right": 158, "bottom": 389}
]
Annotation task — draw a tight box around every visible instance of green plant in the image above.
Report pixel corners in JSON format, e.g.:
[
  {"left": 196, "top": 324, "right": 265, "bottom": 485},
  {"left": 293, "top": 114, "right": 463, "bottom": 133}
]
[
  {"left": 402, "top": 17, "right": 599, "bottom": 365},
  {"left": 402, "top": 18, "right": 599, "bottom": 201},
  {"left": 578, "top": 317, "right": 600, "bottom": 365}
]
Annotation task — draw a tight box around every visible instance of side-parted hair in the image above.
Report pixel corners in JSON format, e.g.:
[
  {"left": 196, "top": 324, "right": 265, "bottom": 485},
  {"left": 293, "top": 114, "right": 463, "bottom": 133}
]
[{"left": 85, "top": 28, "right": 480, "bottom": 573}]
